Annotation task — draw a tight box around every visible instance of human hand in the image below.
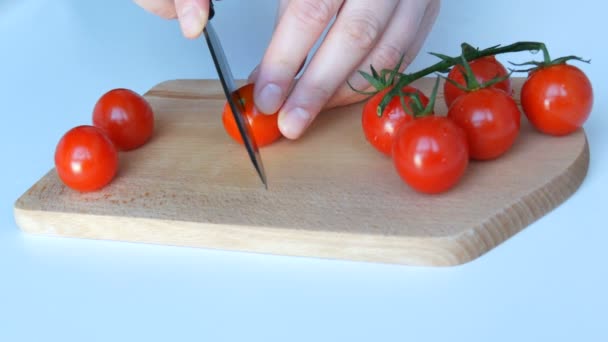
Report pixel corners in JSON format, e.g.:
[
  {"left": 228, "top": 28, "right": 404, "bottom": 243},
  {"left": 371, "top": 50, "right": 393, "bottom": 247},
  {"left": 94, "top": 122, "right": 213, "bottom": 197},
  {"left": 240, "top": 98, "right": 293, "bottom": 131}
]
[
  {"left": 133, "top": 0, "right": 211, "bottom": 39},
  {"left": 134, "top": 0, "right": 440, "bottom": 140},
  {"left": 249, "top": 0, "right": 441, "bottom": 139}
]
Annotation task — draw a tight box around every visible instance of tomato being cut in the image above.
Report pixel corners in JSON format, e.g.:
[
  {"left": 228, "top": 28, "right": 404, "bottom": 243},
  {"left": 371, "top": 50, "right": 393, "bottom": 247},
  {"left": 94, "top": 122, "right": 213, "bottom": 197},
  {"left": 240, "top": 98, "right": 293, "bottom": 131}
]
[
  {"left": 222, "top": 83, "right": 282, "bottom": 147},
  {"left": 448, "top": 88, "right": 521, "bottom": 160},
  {"left": 93, "top": 88, "right": 154, "bottom": 151},
  {"left": 444, "top": 56, "right": 512, "bottom": 108},
  {"left": 362, "top": 86, "right": 429, "bottom": 156},
  {"left": 54, "top": 125, "right": 119, "bottom": 192},
  {"left": 392, "top": 116, "right": 469, "bottom": 194},
  {"left": 520, "top": 63, "right": 593, "bottom": 136}
]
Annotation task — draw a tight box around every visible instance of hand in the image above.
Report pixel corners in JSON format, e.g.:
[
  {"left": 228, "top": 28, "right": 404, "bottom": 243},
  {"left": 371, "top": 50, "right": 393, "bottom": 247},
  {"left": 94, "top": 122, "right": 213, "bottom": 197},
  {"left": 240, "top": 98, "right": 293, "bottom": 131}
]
[
  {"left": 134, "top": 0, "right": 440, "bottom": 140},
  {"left": 133, "top": 0, "right": 210, "bottom": 39},
  {"left": 250, "top": 0, "right": 441, "bottom": 139}
]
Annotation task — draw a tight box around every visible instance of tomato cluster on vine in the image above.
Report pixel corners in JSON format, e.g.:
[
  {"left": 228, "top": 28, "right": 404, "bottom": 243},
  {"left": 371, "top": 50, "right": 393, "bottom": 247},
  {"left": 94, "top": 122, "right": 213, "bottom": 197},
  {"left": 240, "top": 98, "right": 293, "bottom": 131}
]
[{"left": 357, "top": 41, "right": 593, "bottom": 194}]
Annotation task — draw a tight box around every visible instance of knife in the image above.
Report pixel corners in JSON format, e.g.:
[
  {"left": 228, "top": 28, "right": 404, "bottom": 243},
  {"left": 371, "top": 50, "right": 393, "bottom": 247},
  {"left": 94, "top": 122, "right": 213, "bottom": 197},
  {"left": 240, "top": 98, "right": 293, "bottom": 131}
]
[{"left": 203, "top": 1, "right": 268, "bottom": 189}]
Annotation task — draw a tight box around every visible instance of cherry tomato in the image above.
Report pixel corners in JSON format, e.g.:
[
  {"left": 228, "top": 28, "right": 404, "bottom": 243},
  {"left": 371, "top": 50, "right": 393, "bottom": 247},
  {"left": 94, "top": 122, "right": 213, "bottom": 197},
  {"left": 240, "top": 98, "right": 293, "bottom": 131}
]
[
  {"left": 222, "top": 83, "right": 282, "bottom": 147},
  {"left": 362, "top": 86, "right": 429, "bottom": 156},
  {"left": 520, "top": 63, "right": 593, "bottom": 136},
  {"left": 444, "top": 56, "right": 512, "bottom": 108},
  {"left": 392, "top": 116, "right": 469, "bottom": 194},
  {"left": 54, "top": 125, "right": 119, "bottom": 192},
  {"left": 448, "top": 88, "right": 520, "bottom": 160},
  {"left": 93, "top": 88, "right": 154, "bottom": 151}
]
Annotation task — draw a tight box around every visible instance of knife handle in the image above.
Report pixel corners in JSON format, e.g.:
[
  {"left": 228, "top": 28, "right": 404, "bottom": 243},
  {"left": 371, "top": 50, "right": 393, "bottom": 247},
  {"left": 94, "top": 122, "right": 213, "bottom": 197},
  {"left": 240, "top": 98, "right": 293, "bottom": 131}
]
[{"left": 208, "top": 1, "right": 215, "bottom": 20}]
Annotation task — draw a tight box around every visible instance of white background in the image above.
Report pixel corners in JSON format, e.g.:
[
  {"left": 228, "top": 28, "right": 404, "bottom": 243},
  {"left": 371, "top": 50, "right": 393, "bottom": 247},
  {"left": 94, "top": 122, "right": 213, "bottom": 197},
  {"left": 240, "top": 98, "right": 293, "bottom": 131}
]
[{"left": 1, "top": 1, "right": 606, "bottom": 341}]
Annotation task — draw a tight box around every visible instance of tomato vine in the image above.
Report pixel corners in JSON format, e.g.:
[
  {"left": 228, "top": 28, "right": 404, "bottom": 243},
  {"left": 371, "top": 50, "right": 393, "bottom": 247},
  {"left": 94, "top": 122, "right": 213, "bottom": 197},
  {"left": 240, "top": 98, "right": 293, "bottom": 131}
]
[{"left": 374, "top": 41, "right": 553, "bottom": 115}]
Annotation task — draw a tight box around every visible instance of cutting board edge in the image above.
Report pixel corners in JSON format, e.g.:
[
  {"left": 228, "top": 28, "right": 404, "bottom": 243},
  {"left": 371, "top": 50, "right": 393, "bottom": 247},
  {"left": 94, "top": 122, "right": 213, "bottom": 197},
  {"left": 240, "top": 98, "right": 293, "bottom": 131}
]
[
  {"left": 14, "top": 205, "right": 496, "bottom": 267},
  {"left": 143, "top": 78, "right": 247, "bottom": 99},
  {"left": 452, "top": 133, "right": 590, "bottom": 260}
]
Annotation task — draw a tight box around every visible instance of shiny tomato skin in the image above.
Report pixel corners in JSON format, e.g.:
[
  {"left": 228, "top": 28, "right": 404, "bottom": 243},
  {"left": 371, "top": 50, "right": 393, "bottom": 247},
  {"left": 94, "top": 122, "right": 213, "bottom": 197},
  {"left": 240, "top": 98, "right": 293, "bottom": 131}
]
[
  {"left": 362, "top": 86, "right": 429, "bottom": 156},
  {"left": 93, "top": 88, "right": 154, "bottom": 151},
  {"left": 54, "top": 125, "right": 119, "bottom": 192},
  {"left": 448, "top": 88, "right": 521, "bottom": 160},
  {"left": 521, "top": 64, "right": 593, "bottom": 136},
  {"left": 222, "top": 83, "right": 282, "bottom": 147},
  {"left": 392, "top": 116, "right": 469, "bottom": 194},
  {"left": 444, "top": 56, "right": 512, "bottom": 108}
]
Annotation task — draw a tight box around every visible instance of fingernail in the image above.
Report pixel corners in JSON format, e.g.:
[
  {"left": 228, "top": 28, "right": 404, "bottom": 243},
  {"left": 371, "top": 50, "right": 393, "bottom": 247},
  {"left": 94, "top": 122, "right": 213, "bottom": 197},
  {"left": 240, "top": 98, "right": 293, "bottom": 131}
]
[
  {"left": 179, "top": 5, "right": 204, "bottom": 38},
  {"left": 247, "top": 65, "right": 260, "bottom": 83},
  {"left": 279, "top": 107, "right": 311, "bottom": 139},
  {"left": 256, "top": 83, "right": 283, "bottom": 114}
]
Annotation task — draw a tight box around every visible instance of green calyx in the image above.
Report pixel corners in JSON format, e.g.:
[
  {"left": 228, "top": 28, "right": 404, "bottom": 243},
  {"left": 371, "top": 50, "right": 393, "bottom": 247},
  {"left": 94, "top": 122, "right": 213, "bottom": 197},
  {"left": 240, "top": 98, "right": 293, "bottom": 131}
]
[
  {"left": 399, "top": 76, "right": 441, "bottom": 119},
  {"left": 508, "top": 41, "right": 590, "bottom": 72},
  {"left": 441, "top": 47, "right": 513, "bottom": 93},
  {"left": 348, "top": 54, "right": 406, "bottom": 97},
  {"left": 509, "top": 55, "right": 590, "bottom": 73}
]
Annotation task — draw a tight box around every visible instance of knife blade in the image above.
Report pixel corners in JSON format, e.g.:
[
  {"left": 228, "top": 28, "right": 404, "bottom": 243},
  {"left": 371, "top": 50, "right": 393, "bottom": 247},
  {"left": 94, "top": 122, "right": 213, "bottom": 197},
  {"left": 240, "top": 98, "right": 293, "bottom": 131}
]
[{"left": 203, "top": 7, "right": 268, "bottom": 189}]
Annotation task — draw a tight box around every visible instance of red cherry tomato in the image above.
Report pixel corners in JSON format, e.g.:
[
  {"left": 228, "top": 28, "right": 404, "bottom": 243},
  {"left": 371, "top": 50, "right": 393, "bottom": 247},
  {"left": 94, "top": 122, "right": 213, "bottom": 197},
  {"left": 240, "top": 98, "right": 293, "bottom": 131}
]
[
  {"left": 93, "top": 88, "right": 154, "bottom": 151},
  {"left": 362, "top": 86, "right": 429, "bottom": 156},
  {"left": 520, "top": 63, "right": 593, "bottom": 136},
  {"left": 392, "top": 116, "right": 469, "bottom": 194},
  {"left": 444, "top": 56, "right": 512, "bottom": 108},
  {"left": 54, "top": 125, "right": 119, "bottom": 192},
  {"left": 448, "top": 88, "right": 521, "bottom": 160},
  {"left": 222, "top": 83, "right": 282, "bottom": 147}
]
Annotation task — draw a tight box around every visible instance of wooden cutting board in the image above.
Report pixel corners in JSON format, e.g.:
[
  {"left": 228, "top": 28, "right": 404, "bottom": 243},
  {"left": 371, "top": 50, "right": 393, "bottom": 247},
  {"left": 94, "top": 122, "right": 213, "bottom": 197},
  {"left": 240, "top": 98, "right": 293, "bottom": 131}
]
[{"left": 13, "top": 78, "right": 589, "bottom": 266}]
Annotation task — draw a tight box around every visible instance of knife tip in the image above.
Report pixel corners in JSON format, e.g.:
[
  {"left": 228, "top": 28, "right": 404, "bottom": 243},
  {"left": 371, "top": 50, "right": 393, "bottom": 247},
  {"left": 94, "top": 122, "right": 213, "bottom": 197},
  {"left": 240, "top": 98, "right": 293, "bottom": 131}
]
[
  {"left": 254, "top": 164, "right": 268, "bottom": 190},
  {"left": 261, "top": 175, "right": 268, "bottom": 190}
]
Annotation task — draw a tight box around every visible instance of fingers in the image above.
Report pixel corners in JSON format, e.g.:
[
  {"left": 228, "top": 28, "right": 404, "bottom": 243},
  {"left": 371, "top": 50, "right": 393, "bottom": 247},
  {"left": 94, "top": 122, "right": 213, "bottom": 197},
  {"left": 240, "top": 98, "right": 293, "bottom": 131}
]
[
  {"left": 327, "top": 0, "right": 441, "bottom": 108},
  {"left": 247, "top": 0, "right": 292, "bottom": 83},
  {"left": 133, "top": 0, "right": 177, "bottom": 19},
  {"left": 253, "top": 0, "right": 344, "bottom": 115},
  {"left": 275, "top": 0, "right": 291, "bottom": 27},
  {"left": 406, "top": 0, "right": 441, "bottom": 64},
  {"left": 174, "top": 0, "right": 210, "bottom": 39},
  {"left": 278, "top": 0, "right": 399, "bottom": 139}
]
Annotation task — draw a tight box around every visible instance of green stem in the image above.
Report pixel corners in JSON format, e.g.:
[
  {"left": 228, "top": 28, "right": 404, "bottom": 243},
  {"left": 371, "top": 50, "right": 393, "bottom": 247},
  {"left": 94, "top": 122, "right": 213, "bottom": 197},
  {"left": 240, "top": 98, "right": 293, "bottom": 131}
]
[
  {"left": 378, "top": 41, "right": 548, "bottom": 113},
  {"left": 540, "top": 43, "right": 552, "bottom": 64},
  {"left": 459, "top": 53, "right": 481, "bottom": 89}
]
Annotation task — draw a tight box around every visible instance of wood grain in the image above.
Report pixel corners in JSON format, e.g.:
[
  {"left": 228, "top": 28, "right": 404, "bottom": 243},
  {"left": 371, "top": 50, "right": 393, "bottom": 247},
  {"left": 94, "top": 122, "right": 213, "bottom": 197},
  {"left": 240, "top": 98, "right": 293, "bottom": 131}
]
[{"left": 13, "top": 78, "right": 590, "bottom": 266}]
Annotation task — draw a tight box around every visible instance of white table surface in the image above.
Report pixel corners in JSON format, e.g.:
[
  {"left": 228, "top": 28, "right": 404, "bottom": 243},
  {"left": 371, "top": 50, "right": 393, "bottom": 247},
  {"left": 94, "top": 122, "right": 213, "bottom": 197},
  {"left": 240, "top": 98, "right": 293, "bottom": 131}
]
[{"left": 1, "top": 1, "right": 606, "bottom": 341}]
